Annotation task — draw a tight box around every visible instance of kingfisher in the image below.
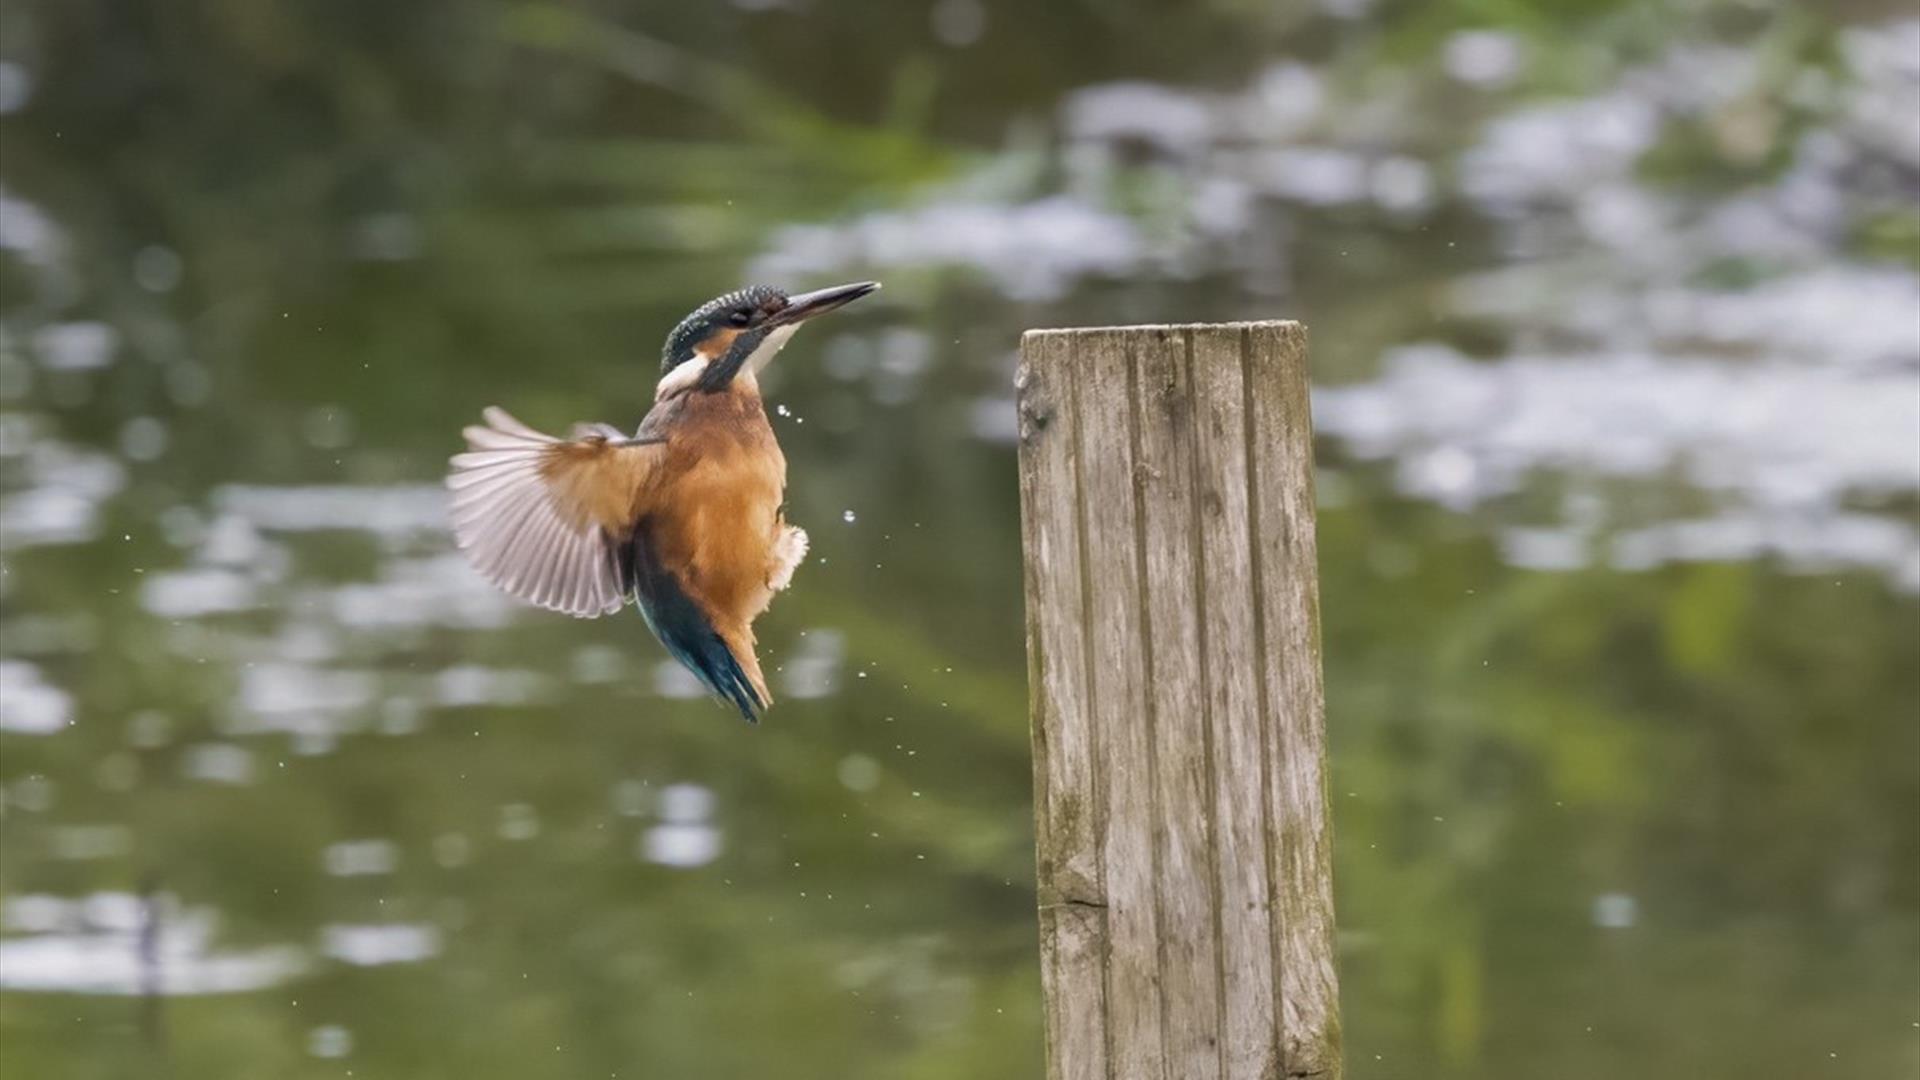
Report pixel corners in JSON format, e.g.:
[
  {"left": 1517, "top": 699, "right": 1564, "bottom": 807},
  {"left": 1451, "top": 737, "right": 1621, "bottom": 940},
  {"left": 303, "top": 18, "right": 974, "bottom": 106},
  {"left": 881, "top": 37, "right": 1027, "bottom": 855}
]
[{"left": 446, "top": 281, "right": 881, "bottom": 722}]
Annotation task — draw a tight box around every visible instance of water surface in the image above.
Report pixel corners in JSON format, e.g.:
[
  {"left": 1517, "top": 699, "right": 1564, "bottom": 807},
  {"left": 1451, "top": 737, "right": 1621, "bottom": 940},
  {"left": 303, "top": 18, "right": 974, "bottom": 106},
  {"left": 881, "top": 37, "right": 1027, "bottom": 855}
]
[{"left": 1, "top": 2, "right": 1916, "bottom": 1077}]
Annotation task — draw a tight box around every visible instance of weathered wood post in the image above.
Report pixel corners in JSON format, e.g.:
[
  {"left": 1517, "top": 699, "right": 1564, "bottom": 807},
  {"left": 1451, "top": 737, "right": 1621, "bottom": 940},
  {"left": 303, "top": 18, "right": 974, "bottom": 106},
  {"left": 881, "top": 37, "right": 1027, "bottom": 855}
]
[{"left": 1016, "top": 321, "right": 1339, "bottom": 1080}]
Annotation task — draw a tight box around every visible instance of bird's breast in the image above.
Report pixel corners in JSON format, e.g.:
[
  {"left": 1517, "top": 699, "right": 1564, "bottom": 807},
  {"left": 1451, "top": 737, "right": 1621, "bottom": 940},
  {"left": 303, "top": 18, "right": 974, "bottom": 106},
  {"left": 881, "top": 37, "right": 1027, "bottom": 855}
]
[{"left": 647, "top": 395, "right": 787, "bottom": 627}]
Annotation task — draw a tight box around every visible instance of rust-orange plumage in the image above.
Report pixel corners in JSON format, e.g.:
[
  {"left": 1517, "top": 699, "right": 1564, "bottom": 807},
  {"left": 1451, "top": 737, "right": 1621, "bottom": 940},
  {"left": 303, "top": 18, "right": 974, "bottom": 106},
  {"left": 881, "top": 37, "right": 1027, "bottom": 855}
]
[{"left": 446, "top": 282, "right": 879, "bottom": 721}]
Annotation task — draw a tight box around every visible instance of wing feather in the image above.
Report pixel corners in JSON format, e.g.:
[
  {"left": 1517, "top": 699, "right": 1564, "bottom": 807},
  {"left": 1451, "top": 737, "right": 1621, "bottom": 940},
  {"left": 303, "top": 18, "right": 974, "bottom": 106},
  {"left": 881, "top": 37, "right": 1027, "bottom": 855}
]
[
  {"left": 481, "top": 406, "right": 556, "bottom": 442},
  {"left": 446, "top": 406, "right": 657, "bottom": 618}
]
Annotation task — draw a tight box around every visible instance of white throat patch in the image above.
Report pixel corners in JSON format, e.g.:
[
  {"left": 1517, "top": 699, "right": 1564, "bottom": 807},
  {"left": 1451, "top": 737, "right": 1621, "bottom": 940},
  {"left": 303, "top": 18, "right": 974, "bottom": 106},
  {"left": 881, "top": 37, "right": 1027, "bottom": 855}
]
[
  {"left": 656, "top": 356, "right": 707, "bottom": 400},
  {"left": 656, "top": 323, "right": 802, "bottom": 401},
  {"left": 746, "top": 324, "right": 800, "bottom": 375}
]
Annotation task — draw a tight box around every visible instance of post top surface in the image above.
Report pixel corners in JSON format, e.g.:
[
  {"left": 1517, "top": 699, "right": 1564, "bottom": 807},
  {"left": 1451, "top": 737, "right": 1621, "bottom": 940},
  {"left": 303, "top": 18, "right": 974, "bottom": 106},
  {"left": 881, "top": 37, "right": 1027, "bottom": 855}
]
[{"left": 1021, "top": 320, "right": 1304, "bottom": 343}]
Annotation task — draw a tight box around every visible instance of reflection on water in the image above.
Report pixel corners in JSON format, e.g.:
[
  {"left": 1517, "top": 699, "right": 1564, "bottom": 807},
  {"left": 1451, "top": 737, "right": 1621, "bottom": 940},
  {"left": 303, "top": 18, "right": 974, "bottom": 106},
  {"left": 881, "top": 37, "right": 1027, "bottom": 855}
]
[
  {"left": 1, "top": 1, "right": 1916, "bottom": 1078},
  {"left": 0, "top": 892, "right": 444, "bottom": 995},
  {"left": 0, "top": 429, "right": 125, "bottom": 550},
  {"left": 0, "top": 660, "right": 71, "bottom": 734},
  {"left": 0, "top": 894, "right": 305, "bottom": 996},
  {"left": 642, "top": 783, "right": 723, "bottom": 868},
  {"left": 757, "top": 196, "right": 1147, "bottom": 302},
  {"left": 319, "top": 923, "right": 441, "bottom": 967},
  {"left": 1316, "top": 339, "right": 1920, "bottom": 585}
]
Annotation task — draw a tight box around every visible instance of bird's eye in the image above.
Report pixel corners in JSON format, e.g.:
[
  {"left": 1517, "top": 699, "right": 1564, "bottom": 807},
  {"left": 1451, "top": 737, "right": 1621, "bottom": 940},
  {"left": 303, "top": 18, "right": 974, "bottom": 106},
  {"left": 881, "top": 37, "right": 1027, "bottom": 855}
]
[{"left": 728, "top": 309, "right": 752, "bottom": 327}]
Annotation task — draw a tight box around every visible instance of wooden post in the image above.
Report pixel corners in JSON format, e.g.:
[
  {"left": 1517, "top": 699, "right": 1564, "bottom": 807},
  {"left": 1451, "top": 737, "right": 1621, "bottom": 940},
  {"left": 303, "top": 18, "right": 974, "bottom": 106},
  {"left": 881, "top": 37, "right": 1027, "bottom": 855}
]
[{"left": 1016, "top": 321, "right": 1339, "bottom": 1080}]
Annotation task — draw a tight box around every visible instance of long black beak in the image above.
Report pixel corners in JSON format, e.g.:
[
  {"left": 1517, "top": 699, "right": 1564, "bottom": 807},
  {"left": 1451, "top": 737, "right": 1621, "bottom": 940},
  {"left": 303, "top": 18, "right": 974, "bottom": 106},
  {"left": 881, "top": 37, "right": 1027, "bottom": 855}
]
[{"left": 772, "top": 281, "right": 881, "bottom": 326}]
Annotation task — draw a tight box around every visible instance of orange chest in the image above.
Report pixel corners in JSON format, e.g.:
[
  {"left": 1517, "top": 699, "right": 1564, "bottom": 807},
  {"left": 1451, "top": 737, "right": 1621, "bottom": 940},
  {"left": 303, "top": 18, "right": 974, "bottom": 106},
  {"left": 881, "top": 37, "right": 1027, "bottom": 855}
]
[
  {"left": 655, "top": 440, "right": 785, "bottom": 527},
  {"left": 653, "top": 392, "right": 784, "bottom": 511},
  {"left": 646, "top": 397, "right": 787, "bottom": 610}
]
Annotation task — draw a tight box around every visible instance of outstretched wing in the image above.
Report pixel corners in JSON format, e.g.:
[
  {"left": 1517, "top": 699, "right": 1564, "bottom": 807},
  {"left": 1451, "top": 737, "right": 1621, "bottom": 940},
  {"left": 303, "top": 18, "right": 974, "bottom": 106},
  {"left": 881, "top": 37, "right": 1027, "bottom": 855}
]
[{"left": 446, "top": 406, "right": 661, "bottom": 618}]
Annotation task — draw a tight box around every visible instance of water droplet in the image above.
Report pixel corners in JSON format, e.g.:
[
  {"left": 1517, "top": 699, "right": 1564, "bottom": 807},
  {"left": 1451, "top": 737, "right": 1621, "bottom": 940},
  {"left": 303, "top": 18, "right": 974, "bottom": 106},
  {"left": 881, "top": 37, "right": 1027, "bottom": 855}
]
[{"left": 842, "top": 510, "right": 857, "bottom": 523}]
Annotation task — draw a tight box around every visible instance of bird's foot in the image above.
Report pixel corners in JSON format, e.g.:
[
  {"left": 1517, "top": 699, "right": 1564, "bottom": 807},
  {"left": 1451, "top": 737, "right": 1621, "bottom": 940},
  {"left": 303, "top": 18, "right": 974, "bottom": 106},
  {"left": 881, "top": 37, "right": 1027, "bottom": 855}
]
[{"left": 769, "top": 526, "right": 809, "bottom": 592}]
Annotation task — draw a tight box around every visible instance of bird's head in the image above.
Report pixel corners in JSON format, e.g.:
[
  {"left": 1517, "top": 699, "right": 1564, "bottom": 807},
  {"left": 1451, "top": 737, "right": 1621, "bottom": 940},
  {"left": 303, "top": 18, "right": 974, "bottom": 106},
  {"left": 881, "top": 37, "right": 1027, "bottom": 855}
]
[{"left": 659, "top": 281, "right": 880, "bottom": 395}]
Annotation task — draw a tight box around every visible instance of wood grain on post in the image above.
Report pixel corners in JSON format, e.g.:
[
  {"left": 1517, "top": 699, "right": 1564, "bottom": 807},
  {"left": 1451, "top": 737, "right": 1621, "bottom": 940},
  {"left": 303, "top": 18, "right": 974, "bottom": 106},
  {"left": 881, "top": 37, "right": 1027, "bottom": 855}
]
[{"left": 1016, "top": 321, "right": 1340, "bottom": 1080}]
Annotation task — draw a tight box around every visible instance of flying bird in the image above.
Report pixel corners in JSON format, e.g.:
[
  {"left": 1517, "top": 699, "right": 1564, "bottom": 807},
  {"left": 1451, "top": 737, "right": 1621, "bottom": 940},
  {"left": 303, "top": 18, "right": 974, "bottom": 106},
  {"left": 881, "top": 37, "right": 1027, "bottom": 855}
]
[{"left": 446, "top": 281, "right": 881, "bottom": 722}]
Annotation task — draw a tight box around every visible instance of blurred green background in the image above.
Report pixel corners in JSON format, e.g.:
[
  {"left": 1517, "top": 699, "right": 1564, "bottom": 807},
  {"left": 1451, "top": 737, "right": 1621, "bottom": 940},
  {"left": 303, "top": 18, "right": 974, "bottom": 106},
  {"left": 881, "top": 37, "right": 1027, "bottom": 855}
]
[{"left": 1, "top": 1, "right": 1916, "bottom": 1077}]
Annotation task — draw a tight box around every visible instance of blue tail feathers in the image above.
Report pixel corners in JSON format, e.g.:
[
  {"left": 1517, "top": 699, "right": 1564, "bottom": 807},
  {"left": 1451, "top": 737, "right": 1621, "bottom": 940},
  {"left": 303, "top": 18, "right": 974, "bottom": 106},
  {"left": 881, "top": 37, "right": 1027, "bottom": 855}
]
[{"left": 622, "top": 529, "right": 765, "bottom": 723}]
